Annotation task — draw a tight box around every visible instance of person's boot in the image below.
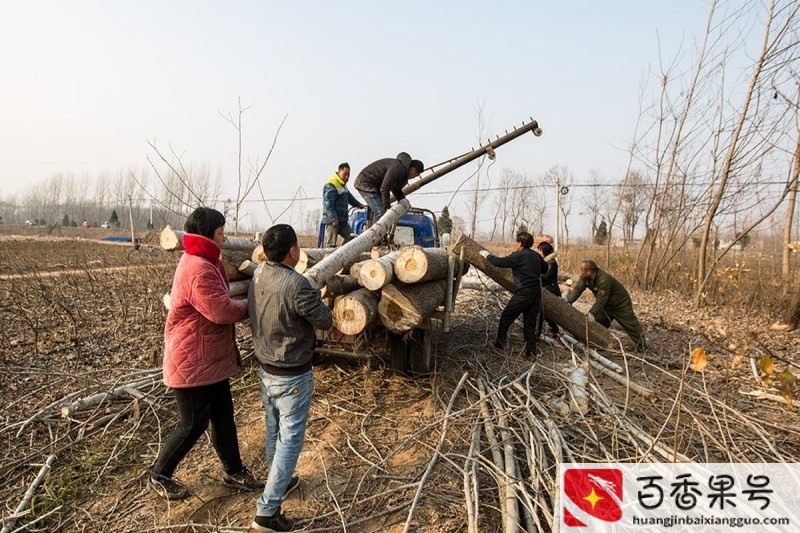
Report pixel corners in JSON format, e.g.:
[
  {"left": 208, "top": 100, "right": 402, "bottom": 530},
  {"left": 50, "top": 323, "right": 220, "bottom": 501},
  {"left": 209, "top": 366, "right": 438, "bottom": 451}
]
[{"left": 148, "top": 472, "right": 190, "bottom": 500}]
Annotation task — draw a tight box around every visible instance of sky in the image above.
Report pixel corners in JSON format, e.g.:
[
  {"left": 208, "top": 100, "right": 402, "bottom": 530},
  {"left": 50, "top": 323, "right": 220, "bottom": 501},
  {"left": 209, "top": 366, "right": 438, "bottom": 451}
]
[{"left": 0, "top": 0, "right": 720, "bottom": 236}]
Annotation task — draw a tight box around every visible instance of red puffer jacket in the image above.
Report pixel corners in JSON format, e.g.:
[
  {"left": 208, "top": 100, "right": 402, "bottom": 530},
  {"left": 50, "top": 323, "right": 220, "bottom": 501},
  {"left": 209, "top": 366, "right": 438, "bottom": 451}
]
[{"left": 163, "top": 233, "right": 248, "bottom": 388}]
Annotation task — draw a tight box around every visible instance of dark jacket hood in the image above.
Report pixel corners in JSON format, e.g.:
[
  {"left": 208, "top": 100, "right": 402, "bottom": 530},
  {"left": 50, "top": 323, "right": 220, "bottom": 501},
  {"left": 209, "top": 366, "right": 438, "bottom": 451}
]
[{"left": 396, "top": 152, "right": 412, "bottom": 169}]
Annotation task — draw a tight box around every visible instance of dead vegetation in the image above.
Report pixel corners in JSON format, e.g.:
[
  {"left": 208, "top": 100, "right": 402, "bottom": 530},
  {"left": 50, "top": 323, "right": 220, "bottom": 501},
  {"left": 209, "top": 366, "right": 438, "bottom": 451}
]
[{"left": 1, "top": 235, "right": 800, "bottom": 532}]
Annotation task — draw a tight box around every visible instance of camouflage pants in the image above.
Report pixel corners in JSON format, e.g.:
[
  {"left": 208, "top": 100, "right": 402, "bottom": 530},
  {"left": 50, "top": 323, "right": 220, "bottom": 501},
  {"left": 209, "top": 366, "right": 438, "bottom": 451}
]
[{"left": 595, "top": 305, "right": 646, "bottom": 351}]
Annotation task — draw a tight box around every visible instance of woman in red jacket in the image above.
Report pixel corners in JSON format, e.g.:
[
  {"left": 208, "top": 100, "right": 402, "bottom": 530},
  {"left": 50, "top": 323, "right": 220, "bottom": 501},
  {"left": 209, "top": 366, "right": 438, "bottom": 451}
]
[{"left": 149, "top": 207, "right": 262, "bottom": 500}]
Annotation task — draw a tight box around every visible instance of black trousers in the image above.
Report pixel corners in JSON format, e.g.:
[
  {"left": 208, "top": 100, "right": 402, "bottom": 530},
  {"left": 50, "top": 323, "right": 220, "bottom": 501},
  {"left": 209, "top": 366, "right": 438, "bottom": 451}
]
[
  {"left": 497, "top": 287, "right": 541, "bottom": 354},
  {"left": 152, "top": 379, "right": 243, "bottom": 478},
  {"left": 536, "top": 285, "right": 561, "bottom": 337}
]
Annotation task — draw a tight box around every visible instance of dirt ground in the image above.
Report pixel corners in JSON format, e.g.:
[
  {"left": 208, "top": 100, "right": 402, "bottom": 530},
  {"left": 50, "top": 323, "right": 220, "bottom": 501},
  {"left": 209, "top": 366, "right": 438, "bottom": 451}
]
[{"left": 2, "top": 229, "right": 799, "bottom": 532}]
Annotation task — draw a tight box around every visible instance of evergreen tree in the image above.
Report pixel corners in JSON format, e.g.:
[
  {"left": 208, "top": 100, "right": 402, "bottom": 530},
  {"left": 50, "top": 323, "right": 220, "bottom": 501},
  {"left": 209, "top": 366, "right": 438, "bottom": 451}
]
[
  {"left": 438, "top": 205, "right": 453, "bottom": 234},
  {"left": 109, "top": 209, "right": 120, "bottom": 228},
  {"left": 517, "top": 223, "right": 529, "bottom": 234},
  {"left": 61, "top": 213, "right": 70, "bottom": 227}
]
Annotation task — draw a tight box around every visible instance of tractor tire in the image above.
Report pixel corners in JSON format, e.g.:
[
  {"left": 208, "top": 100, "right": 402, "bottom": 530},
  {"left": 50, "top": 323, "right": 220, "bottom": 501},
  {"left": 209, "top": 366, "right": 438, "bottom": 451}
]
[{"left": 388, "top": 328, "right": 432, "bottom": 375}]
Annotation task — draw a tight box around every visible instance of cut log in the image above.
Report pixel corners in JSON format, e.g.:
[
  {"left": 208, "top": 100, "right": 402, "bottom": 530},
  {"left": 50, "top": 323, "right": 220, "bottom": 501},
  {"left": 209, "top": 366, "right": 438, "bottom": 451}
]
[
  {"left": 321, "top": 275, "right": 361, "bottom": 299},
  {"left": 160, "top": 225, "right": 257, "bottom": 252},
  {"left": 251, "top": 244, "right": 265, "bottom": 263},
  {"left": 333, "top": 288, "right": 379, "bottom": 335},
  {"left": 360, "top": 250, "right": 403, "bottom": 290},
  {"left": 378, "top": 280, "right": 447, "bottom": 334},
  {"left": 451, "top": 234, "right": 613, "bottom": 348},
  {"left": 238, "top": 260, "right": 257, "bottom": 277},
  {"left": 304, "top": 199, "right": 411, "bottom": 288},
  {"left": 394, "top": 246, "right": 450, "bottom": 284},
  {"left": 220, "top": 250, "right": 252, "bottom": 282},
  {"left": 228, "top": 279, "right": 251, "bottom": 297}
]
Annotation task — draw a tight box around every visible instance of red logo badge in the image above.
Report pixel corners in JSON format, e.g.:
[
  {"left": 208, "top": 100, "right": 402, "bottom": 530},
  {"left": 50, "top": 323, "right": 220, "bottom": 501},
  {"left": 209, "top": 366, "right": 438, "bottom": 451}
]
[{"left": 563, "top": 468, "right": 623, "bottom": 527}]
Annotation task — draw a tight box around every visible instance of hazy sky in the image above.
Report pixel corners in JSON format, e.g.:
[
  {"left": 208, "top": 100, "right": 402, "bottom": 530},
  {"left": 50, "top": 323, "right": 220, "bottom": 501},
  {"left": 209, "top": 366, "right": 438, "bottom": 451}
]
[{"left": 1, "top": 0, "right": 718, "bottom": 233}]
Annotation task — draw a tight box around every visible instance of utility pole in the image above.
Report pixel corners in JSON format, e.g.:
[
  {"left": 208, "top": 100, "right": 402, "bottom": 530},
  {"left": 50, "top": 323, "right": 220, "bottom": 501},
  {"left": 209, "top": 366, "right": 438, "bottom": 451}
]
[
  {"left": 555, "top": 179, "right": 561, "bottom": 250},
  {"left": 128, "top": 195, "right": 135, "bottom": 243}
]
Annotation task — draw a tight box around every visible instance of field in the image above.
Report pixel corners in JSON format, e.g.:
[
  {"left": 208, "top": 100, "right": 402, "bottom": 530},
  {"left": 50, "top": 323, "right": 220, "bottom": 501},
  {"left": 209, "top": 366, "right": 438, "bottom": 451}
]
[{"left": 2, "top": 228, "right": 800, "bottom": 532}]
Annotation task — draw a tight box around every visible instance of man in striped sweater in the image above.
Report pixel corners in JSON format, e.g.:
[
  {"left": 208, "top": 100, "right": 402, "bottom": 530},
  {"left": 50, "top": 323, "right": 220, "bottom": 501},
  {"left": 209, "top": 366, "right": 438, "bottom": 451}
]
[{"left": 248, "top": 224, "right": 333, "bottom": 532}]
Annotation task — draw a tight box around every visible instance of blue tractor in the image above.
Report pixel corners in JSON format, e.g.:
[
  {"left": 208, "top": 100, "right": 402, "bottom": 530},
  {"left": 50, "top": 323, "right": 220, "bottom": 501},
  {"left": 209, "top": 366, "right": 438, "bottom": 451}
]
[{"left": 317, "top": 207, "right": 441, "bottom": 248}]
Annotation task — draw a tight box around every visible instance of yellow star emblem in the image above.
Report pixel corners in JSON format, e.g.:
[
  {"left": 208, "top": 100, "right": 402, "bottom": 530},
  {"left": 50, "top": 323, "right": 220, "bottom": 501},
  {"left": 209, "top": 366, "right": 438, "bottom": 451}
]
[{"left": 583, "top": 488, "right": 604, "bottom": 509}]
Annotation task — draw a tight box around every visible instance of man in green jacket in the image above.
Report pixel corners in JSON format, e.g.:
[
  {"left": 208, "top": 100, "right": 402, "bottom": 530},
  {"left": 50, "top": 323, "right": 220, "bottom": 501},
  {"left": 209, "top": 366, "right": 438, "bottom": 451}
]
[{"left": 565, "top": 260, "right": 647, "bottom": 351}]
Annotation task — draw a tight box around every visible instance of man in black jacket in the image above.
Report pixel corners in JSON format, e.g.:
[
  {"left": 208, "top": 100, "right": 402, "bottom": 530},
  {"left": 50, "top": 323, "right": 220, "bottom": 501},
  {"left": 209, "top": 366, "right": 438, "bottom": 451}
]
[
  {"left": 353, "top": 152, "right": 424, "bottom": 223},
  {"left": 480, "top": 232, "right": 549, "bottom": 358}
]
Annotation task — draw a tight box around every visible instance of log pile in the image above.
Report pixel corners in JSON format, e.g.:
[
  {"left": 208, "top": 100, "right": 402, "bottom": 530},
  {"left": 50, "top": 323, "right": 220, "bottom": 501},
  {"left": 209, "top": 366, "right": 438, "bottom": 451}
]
[{"left": 159, "top": 217, "right": 455, "bottom": 338}]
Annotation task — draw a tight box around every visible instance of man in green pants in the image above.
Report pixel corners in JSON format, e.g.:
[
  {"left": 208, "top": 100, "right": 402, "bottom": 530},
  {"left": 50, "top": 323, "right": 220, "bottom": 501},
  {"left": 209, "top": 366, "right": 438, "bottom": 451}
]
[{"left": 565, "top": 260, "right": 647, "bottom": 351}]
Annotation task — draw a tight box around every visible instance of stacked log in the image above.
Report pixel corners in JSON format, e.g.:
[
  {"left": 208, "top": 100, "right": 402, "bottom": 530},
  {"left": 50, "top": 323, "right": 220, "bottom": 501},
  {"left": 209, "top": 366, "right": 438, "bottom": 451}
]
[
  {"left": 321, "top": 275, "right": 361, "bottom": 299},
  {"left": 160, "top": 226, "right": 257, "bottom": 252},
  {"left": 394, "top": 246, "right": 450, "bottom": 284},
  {"left": 333, "top": 289, "right": 380, "bottom": 335},
  {"left": 359, "top": 250, "right": 402, "bottom": 290},
  {"left": 451, "top": 234, "right": 613, "bottom": 348},
  {"left": 378, "top": 280, "right": 447, "bottom": 334}
]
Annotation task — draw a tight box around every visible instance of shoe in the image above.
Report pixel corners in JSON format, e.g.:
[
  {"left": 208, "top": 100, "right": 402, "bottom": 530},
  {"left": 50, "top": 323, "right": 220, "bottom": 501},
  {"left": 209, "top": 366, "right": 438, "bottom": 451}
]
[
  {"left": 148, "top": 473, "right": 190, "bottom": 500},
  {"left": 492, "top": 338, "right": 505, "bottom": 349},
  {"left": 283, "top": 476, "right": 300, "bottom": 498},
  {"left": 252, "top": 510, "right": 295, "bottom": 532},
  {"left": 523, "top": 348, "right": 542, "bottom": 359},
  {"left": 223, "top": 466, "right": 265, "bottom": 491}
]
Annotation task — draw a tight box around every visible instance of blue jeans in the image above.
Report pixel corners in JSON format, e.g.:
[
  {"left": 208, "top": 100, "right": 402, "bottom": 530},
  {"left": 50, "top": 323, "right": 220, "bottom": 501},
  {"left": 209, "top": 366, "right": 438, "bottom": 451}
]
[
  {"left": 257, "top": 368, "right": 314, "bottom": 517},
  {"left": 359, "top": 191, "right": 385, "bottom": 223}
]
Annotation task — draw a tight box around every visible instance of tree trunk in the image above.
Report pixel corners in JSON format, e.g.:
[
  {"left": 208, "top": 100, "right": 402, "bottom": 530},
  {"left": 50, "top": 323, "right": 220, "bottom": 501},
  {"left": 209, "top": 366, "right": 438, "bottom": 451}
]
[
  {"left": 378, "top": 280, "right": 446, "bottom": 334},
  {"left": 394, "top": 246, "right": 450, "bottom": 284},
  {"left": 305, "top": 199, "right": 410, "bottom": 288},
  {"left": 333, "top": 288, "right": 379, "bottom": 335},
  {"left": 360, "top": 250, "right": 402, "bottom": 290},
  {"left": 251, "top": 244, "right": 265, "bottom": 263},
  {"left": 783, "top": 129, "right": 800, "bottom": 277},
  {"left": 321, "top": 275, "right": 361, "bottom": 299},
  {"left": 160, "top": 226, "right": 256, "bottom": 252},
  {"left": 451, "top": 234, "right": 613, "bottom": 348}
]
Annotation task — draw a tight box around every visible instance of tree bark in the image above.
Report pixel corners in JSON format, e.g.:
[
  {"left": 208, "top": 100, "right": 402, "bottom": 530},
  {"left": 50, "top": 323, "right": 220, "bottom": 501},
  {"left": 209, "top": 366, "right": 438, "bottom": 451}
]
[
  {"left": 394, "top": 246, "right": 450, "bottom": 284},
  {"left": 228, "top": 279, "right": 251, "bottom": 297},
  {"left": 451, "top": 234, "right": 613, "bottom": 348},
  {"left": 783, "top": 126, "right": 800, "bottom": 277},
  {"left": 321, "top": 275, "right": 361, "bottom": 299},
  {"left": 160, "top": 226, "right": 256, "bottom": 252},
  {"left": 238, "top": 259, "right": 257, "bottom": 277},
  {"left": 296, "top": 248, "right": 336, "bottom": 274},
  {"left": 333, "top": 288, "right": 379, "bottom": 335},
  {"left": 305, "top": 199, "right": 411, "bottom": 288},
  {"left": 360, "top": 250, "right": 402, "bottom": 290},
  {"left": 378, "top": 280, "right": 447, "bottom": 334}
]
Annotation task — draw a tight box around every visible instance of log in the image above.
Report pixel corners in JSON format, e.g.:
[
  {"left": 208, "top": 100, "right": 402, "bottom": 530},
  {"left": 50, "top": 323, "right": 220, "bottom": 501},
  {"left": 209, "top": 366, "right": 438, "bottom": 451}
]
[
  {"left": 238, "top": 260, "right": 257, "bottom": 277},
  {"left": 451, "top": 234, "right": 613, "bottom": 348},
  {"left": 304, "top": 199, "right": 411, "bottom": 288},
  {"left": 296, "top": 248, "right": 337, "bottom": 274},
  {"left": 350, "top": 260, "right": 367, "bottom": 281},
  {"left": 333, "top": 288, "right": 379, "bottom": 335},
  {"left": 394, "top": 246, "right": 450, "bottom": 284},
  {"left": 228, "top": 279, "right": 251, "bottom": 297},
  {"left": 220, "top": 249, "right": 251, "bottom": 282},
  {"left": 160, "top": 225, "right": 257, "bottom": 252},
  {"left": 378, "top": 280, "right": 447, "bottom": 334},
  {"left": 321, "top": 275, "right": 361, "bottom": 299},
  {"left": 251, "top": 244, "right": 265, "bottom": 263},
  {"left": 360, "top": 250, "right": 402, "bottom": 290}
]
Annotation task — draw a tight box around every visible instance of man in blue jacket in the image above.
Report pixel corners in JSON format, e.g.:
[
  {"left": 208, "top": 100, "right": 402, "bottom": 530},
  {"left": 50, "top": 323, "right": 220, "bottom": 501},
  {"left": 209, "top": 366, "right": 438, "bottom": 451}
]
[{"left": 321, "top": 163, "right": 364, "bottom": 247}]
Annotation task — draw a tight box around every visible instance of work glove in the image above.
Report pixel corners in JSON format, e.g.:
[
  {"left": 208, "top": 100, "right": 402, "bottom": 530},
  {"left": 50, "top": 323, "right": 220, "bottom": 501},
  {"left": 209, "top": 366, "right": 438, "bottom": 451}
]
[
  {"left": 479, "top": 250, "right": 490, "bottom": 259},
  {"left": 587, "top": 312, "right": 596, "bottom": 323}
]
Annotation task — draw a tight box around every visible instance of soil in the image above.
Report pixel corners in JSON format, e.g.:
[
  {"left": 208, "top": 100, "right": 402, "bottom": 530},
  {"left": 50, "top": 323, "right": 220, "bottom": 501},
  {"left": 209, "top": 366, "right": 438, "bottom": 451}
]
[{"left": 1, "top": 229, "right": 799, "bottom": 532}]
